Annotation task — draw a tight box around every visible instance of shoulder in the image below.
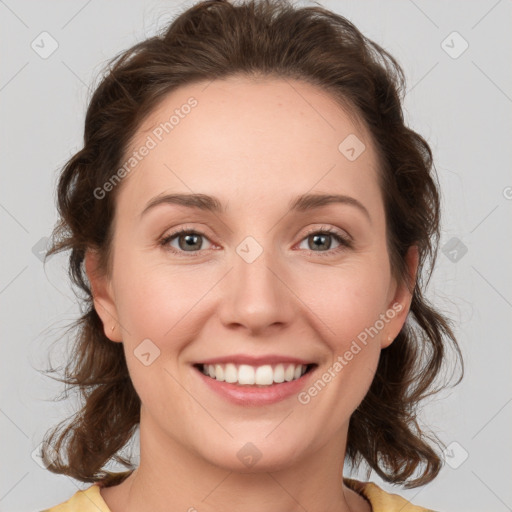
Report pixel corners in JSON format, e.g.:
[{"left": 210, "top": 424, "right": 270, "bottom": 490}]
[
  {"left": 40, "top": 483, "right": 111, "bottom": 512},
  {"left": 42, "top": 477, "right": 438, "bottom": 512},
  {"left": 343, "top": 478, "right": 439, "bottom": 512}
]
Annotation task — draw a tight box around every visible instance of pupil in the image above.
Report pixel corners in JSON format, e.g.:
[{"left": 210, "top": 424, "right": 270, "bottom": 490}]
[
  {"left": 181, "top": 234, "right": 200, "bottom": 250},
  {"left": 312, "top": 234, "right": 330, "bottom": 250},
  {"left": 178, "top": 233, "right": 332, "bottom": 252}
]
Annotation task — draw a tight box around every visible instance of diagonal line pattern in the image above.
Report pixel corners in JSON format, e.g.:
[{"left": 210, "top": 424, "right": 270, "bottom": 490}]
[
  {"left": 163, "top": 367, "right": 234, "bottom": 438},
  {"left": 471, "top": 471, "right": 512, "bottom": 510},
  {"left": 200, "top": 78, "right": 216, "bottom": 93},
  {"left": 0, "top": 0, "right": 29, "bottom": 28},
  {"left": 0, "top": 62, "right": 29, "bottom": 92},
  {"left": 0, "top": 472, "right": 29, "bottom": 502},
  {"left": 0, "top": 266, "right": 28, "bottom": 295},
  {"left": 265, "top": 266, "right": 337, "bottom": 336},
  {"left": 61, "top": 61, "right": 88, "bottom": 87},
  {"left": 63, "top": 476, "right": 105, "bottom": 512},
  {"left": 265, "top": 410, "right": 294, "bottom": 438},
  {"left": 0, "top": 203, "right": 29, "bottom": 233},
  {"left": 163, "top": 268, "right": 233, "bottom": 337},
  {"left": 94, "top": 297, "right": 132, "bottom": 336},
  {"left": 470, "top": 205, "right": 499, "bottom": 233},
  {"left": 396, "top": 485, "right": 427, "bottom": 512},
  {"left": 472, "top": 397, "right": 512, "bottom": 439},
  {"left": 201, "top": 471, "right": 233, "bottom": 502},
  {"left": 471, "top": 0, "right": 503, "bottom": 30},
  {"left": 472, "top": 61, "right": 512, "bottom": 104},
  {"left": 0, "top": 409, "right": 29, "bottom": 439},
  {"left": 471, "top": 266, "right": 512, "bottom": 309},
  {"left": 408, "top": 62, "right": 439, "bottom": 95},
  {"left": 61, "top": 0, "right": 93, "bottom": 29},
  {"left": 407, "top": 0, "right": 439, "bottom": 29},
  {"left": 283, "top": 77, "right": 336, "bottom": 130},
  {"left": 266, "top": 473, "right": 310, "bottom": 512},
  {"left": 266, "top": 164, "right": 337, "bottom": 234}
]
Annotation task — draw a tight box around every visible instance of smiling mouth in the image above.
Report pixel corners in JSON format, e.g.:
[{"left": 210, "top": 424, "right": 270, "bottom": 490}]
[{"left": 193, "top": 362, "right": 317, "bottom": 387}]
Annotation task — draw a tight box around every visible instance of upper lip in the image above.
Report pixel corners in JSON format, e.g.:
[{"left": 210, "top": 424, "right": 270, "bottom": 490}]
[{"left": 194, "top": 355, "right": 315, "bottom": 366}]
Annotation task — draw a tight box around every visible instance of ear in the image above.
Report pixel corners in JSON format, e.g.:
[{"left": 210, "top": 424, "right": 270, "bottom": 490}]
[
  {"left": 381, "top": 245, "right": 419, "bottom": 349},
  {"left": 84, "top": 248, "right": 122, "bottom": 342}
]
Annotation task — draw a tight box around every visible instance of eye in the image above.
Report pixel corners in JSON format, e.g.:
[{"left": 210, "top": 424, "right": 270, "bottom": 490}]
[
  {"left": 159, "top": 227, "right": 215, "bottom": 257},
  {"left": 159, "top": 225, "right": 353, "bottom": 257},
  {"left": 297, "top": 226, "right": 353, "bottom": 256}
]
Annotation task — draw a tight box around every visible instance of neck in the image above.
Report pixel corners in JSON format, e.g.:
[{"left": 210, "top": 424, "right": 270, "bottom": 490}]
[{"left": 101, "top": 409, "right": 370, "bottom": 512}]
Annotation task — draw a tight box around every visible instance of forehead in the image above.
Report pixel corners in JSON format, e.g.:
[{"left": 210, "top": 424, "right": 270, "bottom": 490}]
[{"left": 117, "top": 76, "right": 382, "bottom": 217}]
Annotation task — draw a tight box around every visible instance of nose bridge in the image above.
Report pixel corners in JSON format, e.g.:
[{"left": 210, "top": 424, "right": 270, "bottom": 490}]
[{"left": 219, "top": 231, "right": 294, "bottom": 332}]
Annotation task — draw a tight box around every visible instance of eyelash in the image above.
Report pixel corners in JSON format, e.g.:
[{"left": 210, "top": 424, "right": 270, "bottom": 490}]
[{"left": 158, "top": 225, "right": 353, "bottom": 258}]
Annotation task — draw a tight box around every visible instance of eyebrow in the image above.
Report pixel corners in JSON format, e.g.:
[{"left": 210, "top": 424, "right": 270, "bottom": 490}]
[{"left": 140, "top": 192, "right": 371, "bottom": 223}]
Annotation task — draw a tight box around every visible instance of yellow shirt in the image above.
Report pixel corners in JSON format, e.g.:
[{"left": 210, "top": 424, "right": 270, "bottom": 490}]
[{"left": 41, "top": 477, "right": 435, "bottom": 512}]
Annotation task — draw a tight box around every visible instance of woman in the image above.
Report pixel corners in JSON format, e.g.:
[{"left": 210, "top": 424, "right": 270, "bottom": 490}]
[{"left": 40, "top": 0, "right": 463, "bottom": 510}]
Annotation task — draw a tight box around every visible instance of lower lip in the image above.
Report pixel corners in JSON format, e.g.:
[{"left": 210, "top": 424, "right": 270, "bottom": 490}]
[{"left": 193, "top": 365, "right": 316, "bottom": 406}]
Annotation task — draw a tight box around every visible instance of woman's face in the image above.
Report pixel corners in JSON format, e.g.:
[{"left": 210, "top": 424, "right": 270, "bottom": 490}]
[{"left": 87, "top": 76, "right": 415, "bottom": 471}]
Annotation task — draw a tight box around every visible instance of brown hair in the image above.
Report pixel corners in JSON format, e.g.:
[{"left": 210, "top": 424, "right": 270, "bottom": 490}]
[{"left": 41, "top": 0, "right": 463, "bottom": 489}]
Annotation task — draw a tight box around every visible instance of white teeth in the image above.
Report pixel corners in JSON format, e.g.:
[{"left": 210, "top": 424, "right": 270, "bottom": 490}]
[
  {"left": 214, "top": 364, "right": 225, "bottom": 382},
  {"left": 284, "top": 364, "right": 295, "bottom": 382},
  {"left": 273, "top": 364, "right": 285, "bottom": 383},
  {"left": 238, "top": 364, "right": 255, "bottom": 385},
  {"left": 255, "top": 365, "right": 274, "bottom": 385},
  {"left": 199, "top": 362, "right": 310, "bottom": 386},
  {"left": 224, "top": 363, "right": 237, "bottom": 383}
]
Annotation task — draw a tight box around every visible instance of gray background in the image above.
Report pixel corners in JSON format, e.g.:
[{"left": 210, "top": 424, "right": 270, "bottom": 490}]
[{"left": 1, "top": 0, "right": 511, "bottom": 511}]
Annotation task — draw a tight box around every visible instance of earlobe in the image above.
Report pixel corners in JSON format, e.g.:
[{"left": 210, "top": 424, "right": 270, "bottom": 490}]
[
  {"left": 382, "top": 245, "right": 419, "bottom": 349},
  {"left": 84, "top": 248, "right": 122, "bottom": 342}
]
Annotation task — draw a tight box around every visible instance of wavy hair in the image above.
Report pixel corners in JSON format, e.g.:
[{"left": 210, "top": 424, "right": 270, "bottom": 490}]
[{"left": 41, "top": 0, "right": 463, "bottom": 489}]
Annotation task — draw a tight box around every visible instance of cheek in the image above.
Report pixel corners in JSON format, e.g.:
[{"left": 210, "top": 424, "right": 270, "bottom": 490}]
[
  {"left": 112, "top": 262, "right": 203, "bottom": 402},
  {"left": 291, "top": 263, "right": 390, "bottom": 422},
  {"left": 113, "top": 253, "right": 204, "bottom": 341},
  {"left": 296, "top": 259, "right": 391, "bottom": 347},
  {"left": 113, "top": 246, "right": 392, "bottom": 349}
]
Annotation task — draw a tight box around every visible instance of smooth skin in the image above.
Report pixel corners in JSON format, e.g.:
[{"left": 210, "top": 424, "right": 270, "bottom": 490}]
[{"left": 86, "top": 76, "right": 418, "bottom": 512}]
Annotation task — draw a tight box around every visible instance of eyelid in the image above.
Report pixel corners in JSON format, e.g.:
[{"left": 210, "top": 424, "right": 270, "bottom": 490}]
[
  {"left": 300, "top": 224, "right": 353, "bottom": 242},
  {"left": 294, "top": 225, "right": 353, "bottom": 256},
  {"left": 159, "top": 225, "right": 216, "bottom": 255},
  {"left": 159, "top": 223, "right": 353, "bottom": 257}
]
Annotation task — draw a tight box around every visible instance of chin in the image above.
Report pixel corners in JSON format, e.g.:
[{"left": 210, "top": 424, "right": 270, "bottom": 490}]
[{"left": 195, "top": 436, "right": 308, "bottom": 473}]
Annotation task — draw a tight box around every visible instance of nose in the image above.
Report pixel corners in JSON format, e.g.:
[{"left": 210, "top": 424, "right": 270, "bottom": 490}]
[{"left": 217, "top": 236, "right": 297, "bottom": 336}]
